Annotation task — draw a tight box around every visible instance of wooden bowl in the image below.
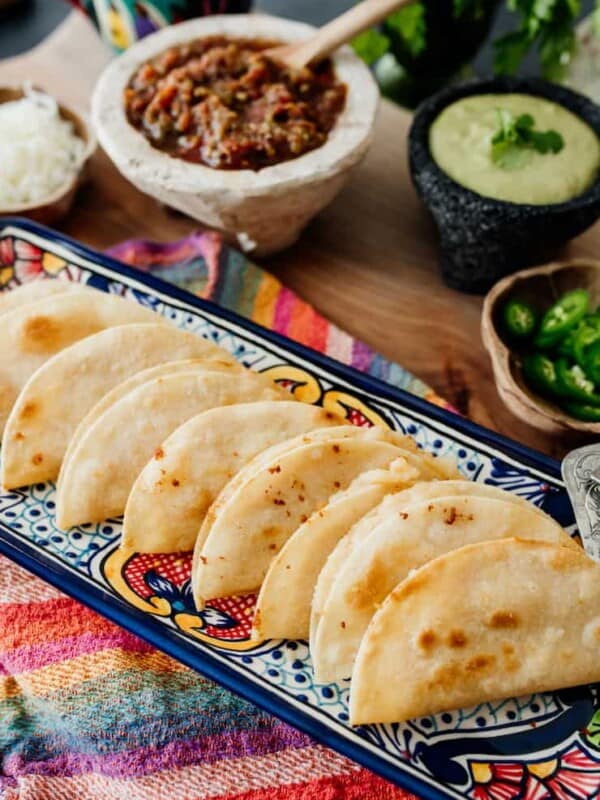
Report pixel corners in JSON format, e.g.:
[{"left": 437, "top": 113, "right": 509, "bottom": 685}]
[
  {"left": 0, "top": 87, "right": 96, "bottom": 226},
  {"left": 482, "top": 259, "right": 600, "bottom": 435}
]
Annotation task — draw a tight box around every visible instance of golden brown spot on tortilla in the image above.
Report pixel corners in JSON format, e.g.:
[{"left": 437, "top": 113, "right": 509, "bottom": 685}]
[
  {"left": 427, "top": 504, "right": 434, "bottom": 511},
  {"left": 300, "top": 514, "right": 308, "bottom": 523},
  {"left": 285, "top": 564, "right": 291, "bottom": 570},
  {"left": 391, "top": 572, "right": 430, "bottom": 602},
  {"left": 20, "top": 315, "right": 62, "bottom": 353},
  {"left": 154, "top": 447, "right": 164, "bottom": 460},
  {"left": 32, "top": 453, "right": 43, "bottom": 465},
  {"left": 488, "top": 611, "right": 519, "bottom": 629},
  {"left": 171, "top": 478, "right": 180, "bottom": 487},
  {"left": 285, "top": 510, "right": 291, "bottom": 518},
  {"left": 444, "top": 507, "right": 457, "bottom": 525},
  {"left": 232, "top": 451, "right": 238, "bottom": 457},
  {"left": 199, "top": 555, "right": 207, "bottom": 565},
  {"left": 340, "top": 621, "right": 346, "bottom": 629},
  {"left": 345, "top": 556, "right": 386, "bottom": 611},
  {"left": 448, "top": 629, "right": 467, "bottom": 648},
  {"left": 399, "top": 512, "right": 408, "bottom": 520},
  {"left": 429, "top": 663, "right": 460, "bottom": 691},
  {"left": 333, "top": 482, "right": 341, "bottom": 489},
  {"left": 269, "top": 465, "right": 281, "bottom": 474},
  {"left": 417, "top": 629, "right": 437, "bottom": 651},
  {"left": 273, "top": 498, "right": 286, "bottom": 506},
  {"left": 325, "top": 412, "right": 336, "bottom": 419},
  {"left": 298, "top": 494, "right": 305, "bottom": 502},
  {"left": 332, "top": 444, "right": 340, "bottom": 454},
  {"left": 20, "top": 402, "right": 37, "bottom": 419},
  {"left": 466, "top": 654, "right": 495, "bottom": 672},
  {"left": 502, "top": 644, "right": 520, "bottom": 672},
  {"left": 14, "top": 432, "right": 24, "bottom": 441},
  {"left": 262, "top": 526, "right": 279, "bottom": 538},
  {"left": 268, "top": 543, "right": 277, "bottom": 551}
]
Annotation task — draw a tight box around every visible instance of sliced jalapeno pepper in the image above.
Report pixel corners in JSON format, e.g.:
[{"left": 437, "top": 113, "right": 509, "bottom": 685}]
[
  {"left": 555, "top": 358, "right": 600, "bottom": 404},
  {"left": 574, "top": 319, "right": 600, "bottom": 367},
  {"left": 584, "top": 339, "right": 600, "bottom": 384},
  {"left": 521, "top": 354, "right": 562, "bottom": 398},
  {"left": 556, "top": 326, "right": 578, "bottom": 358},
  {"left": 502, "top": 298, "right": 538, "bottom": 340},
  {"left": 534, "top": 289, "right": 590, "bottom": 348},
  {"left": 562, "top": 400, "right": 600, "bottom": 422}
]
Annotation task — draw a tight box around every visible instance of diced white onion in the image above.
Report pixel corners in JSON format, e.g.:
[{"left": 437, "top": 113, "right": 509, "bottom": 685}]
[{"left": 0, "top": 85, "right": 86, "bottom": 207}]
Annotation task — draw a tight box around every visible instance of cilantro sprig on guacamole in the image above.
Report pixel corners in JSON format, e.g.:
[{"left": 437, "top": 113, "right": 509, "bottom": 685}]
[{"left": 491, "top": 109, "right": 565, "bottom": 170}]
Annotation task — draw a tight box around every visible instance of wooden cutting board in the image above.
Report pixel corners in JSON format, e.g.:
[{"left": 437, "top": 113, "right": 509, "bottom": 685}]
[{"left": 1, "top": 11, "right": 598, "bottom": 458}]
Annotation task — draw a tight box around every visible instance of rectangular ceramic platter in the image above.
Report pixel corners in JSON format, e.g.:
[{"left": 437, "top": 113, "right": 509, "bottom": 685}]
[{"left": 1, "top": 219, "right": 598, "bottom": 800}]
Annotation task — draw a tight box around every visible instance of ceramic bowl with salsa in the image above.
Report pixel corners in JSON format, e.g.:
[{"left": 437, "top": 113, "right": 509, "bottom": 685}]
[
  {"left": 92, "top": 14, "right": 378, "bottom": 255},
  {"left": 408, "top": 78, "right": 600, "bottom": 293}
]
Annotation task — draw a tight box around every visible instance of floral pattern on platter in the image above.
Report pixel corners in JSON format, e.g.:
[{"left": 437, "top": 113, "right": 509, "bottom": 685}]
[
  {"left": 469, "top": 745, "right": 600, "bottom": 800},
  {"left": 0, "top": 224, "right": 597, "bottom": 800}
]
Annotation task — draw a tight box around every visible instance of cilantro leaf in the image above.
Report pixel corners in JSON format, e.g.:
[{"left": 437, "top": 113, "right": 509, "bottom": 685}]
[
  {"left": 351, "top": 29, "right": 390, "bottom": 66},
  {"left": 383, "top": 4, "right": 426, "bottom": 59},
  {"left": 493, "top": 30, "right": 532, "bottom": 74},
  {"left": 492, "top": 0, "right": 582, "bottom": 78},
  {"left": 490, "top": 108, "right": 564, "bottom": 170}
]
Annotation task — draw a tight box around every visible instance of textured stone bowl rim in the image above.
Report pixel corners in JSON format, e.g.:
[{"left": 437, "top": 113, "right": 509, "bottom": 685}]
[
  {"left": 409, "top": 76, "right": 600, "bottom": 217},
  {"left": 91, "top": 14, "right": 379, "bottom": 200},
  {"left": 0, "top": 86, "right": 96, "bottom": 215},
  {"left": 482, "top": 258, "right": 600, "bottom": 435}
]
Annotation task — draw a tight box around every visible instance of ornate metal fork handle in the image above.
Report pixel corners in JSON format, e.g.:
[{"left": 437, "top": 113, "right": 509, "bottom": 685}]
[{"left": 562, "top": 445, "right": 600, "bottom": 562}]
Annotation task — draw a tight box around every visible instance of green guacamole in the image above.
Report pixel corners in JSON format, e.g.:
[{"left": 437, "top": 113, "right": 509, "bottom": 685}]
[{"left": 429, "top": 94, "right": 600, "bottom": 205}]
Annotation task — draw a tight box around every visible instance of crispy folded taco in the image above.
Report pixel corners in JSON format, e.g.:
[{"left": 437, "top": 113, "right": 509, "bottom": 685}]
[
  {"left": 55, "top": 370, "right": 282, "bottom": 529},
  {"left": 0, "top": 291, "right": 162, "bottom": 437},
  {"left": 57, "top": 355, "right": 240, "bottom": 491},
  {"left": 253, "top": 459, "right": 425, "bottom": 641},
  {"left": 0, "top": 280, "right": 89, "bottom": 316},
  {"left": 122, "top": 401, "right": 342, "bottom": 554},
  {"left": 2, "top": 325, "right": 239, "bottom": 488},
  {"left": 309, "top": 480, "right": 546, "bottom": 656},
  {"left": 312, "top": 494, "right": 575, "bottom": 682},
  {"left": 350, "top": 538, "right": 597, "bottom": 724},
  {"left": 192, "top": 426, "right": 458, "bottom": 608}
]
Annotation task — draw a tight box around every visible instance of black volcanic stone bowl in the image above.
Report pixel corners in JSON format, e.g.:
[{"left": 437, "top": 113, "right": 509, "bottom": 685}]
[{"left": 409, "top": 77, "right": 600, "bottom": 294}]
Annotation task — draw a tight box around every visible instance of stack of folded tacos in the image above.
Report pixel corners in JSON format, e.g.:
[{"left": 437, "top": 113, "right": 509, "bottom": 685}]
[{"left": 2, "top": 279, "right": 598, "bottom": 728}]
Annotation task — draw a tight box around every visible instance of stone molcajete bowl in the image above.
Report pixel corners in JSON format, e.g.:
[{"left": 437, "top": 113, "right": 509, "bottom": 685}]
[
  {"left": 482, "top": 258, "right": 600, "bottom": 435},
  {"left": 92, "top": 14, "right": 379, "bottom": 256},
  {"left": 409, "top": 77, "right": 600, "bottom": 294}
]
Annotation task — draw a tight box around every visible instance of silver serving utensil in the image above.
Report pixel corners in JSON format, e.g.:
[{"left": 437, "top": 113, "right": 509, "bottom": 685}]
[{"left": 561, "top": 444, "right": 600, "bottom": 562}]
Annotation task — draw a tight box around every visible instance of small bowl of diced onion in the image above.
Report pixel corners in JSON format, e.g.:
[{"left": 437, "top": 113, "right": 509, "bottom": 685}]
[{"left": 0, "top": 85, "right": 96, "bottom": 225}]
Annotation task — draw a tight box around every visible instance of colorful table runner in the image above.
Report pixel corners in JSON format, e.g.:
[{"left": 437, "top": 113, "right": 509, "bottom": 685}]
[{"left": 1, "top": 231, "right": 451, "bottom": 800}]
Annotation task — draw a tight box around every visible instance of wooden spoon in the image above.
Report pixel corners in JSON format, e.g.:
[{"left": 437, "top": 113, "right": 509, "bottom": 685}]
[{"left": 267, "top": 0, "right": 415, "bottom": 70}]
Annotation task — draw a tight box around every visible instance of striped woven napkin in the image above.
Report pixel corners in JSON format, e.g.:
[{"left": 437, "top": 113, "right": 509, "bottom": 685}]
[{"left": 1, "top": 230, "right": 451, "bottom": 800}]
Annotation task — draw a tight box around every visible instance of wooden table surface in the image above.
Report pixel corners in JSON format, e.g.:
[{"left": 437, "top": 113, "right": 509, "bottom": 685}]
[{"left": 2, "top": 12, "right": 599, "bottom": 459}]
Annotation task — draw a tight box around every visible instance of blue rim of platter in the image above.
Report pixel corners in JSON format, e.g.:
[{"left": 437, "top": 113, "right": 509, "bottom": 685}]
[{"left": 0, "top": 217, "right": 588, "bottom": 800}]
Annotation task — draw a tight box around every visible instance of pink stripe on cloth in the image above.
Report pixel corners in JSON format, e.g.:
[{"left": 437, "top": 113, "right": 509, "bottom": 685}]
[
  {"left": 3, "top": 725, "right": 312, "bottom": 781},
  {"left": 272, "top": 286, "right": 295, "bottom": 333},
  {"left": 1, "top": 630, "right": 153, "bottom": 674},
  {"left": 3, "top": 744, "right": 357, "bottom": 800}
]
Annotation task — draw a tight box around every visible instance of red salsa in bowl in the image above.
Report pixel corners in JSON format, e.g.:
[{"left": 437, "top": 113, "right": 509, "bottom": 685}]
[{"left": 124, "top": 36, "right": 347, "bottom": 171}]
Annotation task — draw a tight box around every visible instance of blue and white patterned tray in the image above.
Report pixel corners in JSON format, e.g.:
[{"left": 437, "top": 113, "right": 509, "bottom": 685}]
[{"left": 1, "top": 219, "right": 599, "bottom": 800}]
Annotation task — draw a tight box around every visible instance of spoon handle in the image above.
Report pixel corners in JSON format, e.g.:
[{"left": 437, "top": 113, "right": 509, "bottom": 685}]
[{"left": 281, "top": 0, "right": 414, "bottom": 69}]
